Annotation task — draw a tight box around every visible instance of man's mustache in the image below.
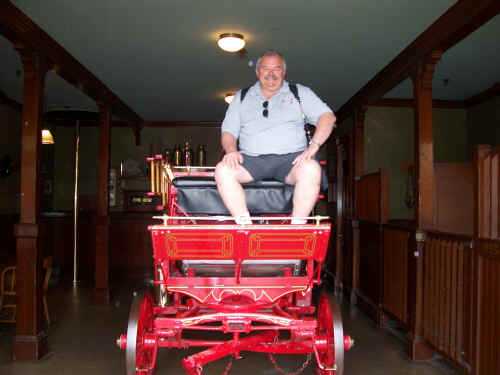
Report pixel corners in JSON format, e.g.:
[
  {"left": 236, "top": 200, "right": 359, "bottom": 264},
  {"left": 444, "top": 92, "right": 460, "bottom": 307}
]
[{"left": 264, "top": 74, "right": 278, "bottom": 80}]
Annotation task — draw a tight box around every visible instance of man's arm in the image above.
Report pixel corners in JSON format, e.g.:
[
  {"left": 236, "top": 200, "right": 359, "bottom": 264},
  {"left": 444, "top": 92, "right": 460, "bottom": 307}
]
[
  {"left": 309, "top": 112, "right": 336, "bottom": 148},
  {"left": 220, "top": 131, "right": 243, "bottom": 168},
  {"left": 293, "top": 112, "right": 336, "bottom": 164}
]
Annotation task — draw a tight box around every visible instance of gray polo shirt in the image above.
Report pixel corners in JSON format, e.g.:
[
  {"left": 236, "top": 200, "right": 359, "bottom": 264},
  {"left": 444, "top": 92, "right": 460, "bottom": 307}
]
[{"left": 221, "top": 81, "right": 333, "bottom": 156}]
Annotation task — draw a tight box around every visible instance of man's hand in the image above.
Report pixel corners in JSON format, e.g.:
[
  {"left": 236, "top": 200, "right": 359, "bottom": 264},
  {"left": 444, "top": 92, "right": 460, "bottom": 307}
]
[
  {"left": 292, "top": 143, "right": 320, "bottom": 166},
  {"left": 221, "top": 151, "right": 243, "bottom": 169}
]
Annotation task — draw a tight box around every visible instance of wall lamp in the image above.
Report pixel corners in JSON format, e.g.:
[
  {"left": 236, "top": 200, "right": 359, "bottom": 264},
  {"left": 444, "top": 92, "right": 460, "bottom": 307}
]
[{"left": 42, "top": 129, "right": 55, "bottom": 144}]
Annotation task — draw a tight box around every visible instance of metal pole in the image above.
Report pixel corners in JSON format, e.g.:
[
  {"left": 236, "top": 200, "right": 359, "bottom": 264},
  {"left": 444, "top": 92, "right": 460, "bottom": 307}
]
[{"left": 73, "top": 120, "right": 80, "bottom": 286}]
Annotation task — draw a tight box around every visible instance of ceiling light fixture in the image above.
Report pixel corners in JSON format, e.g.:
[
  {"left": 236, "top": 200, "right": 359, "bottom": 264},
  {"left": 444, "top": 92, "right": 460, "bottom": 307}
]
[
  {"left": 224, "top": 93, "right": 235, "bottom": 104},
  {"left": 41, "top": 129, "right": 55, "bottom": 145},
  {"left": 218, "top": 33, "right": 245, "bottom": 53}
]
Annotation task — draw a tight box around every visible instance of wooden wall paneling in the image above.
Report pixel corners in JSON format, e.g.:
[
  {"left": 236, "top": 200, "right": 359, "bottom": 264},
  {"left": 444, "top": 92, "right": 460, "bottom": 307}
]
[
  {"left": 354, "top": 108, "right": 366, "bottom": 179},
  {"left": 0, "top": 214, "right": 18, "bottom": 265},
  {"left": 433, "top": 163, "right": 474, "bottom": 236},
  {"left": 493, "top": 148, "right": 500, "bottom": 238},
  {"left": 380, "top": 169, "right": 388, "bottom": 224},
  {"left": 334, "top": 139, "right": 345, "bottom": 294},
  {"left": 472, "top": 239, "right": 500, "bottom": 375},
  {"left": 348, "top": 108, "right": 365, "bottom": 305},
  {"left": 382, "top": 227, "right": 410, "bottom": 325},
  {"left": 12, "top": 46, "right": 49, "bottom": 361},
  {"left": 353, "top": 169, "right": 388, "bottom": 322},
  {"left": 355, "top": 170, "right": 387, "bottom": 223},
  {"left": 93, "top": 104, "right": 111, "bottom": 304},
  {"left": 348, "top": 219, "right": 358, "bottom": 305},
  {"left": 490, "top": 151, "right": 499, "bottom": 238},
  {"left": 357, "top": 221, "right": 384, "bottom": 326},
  {"left": 109, "top": 214, "right": 154, "bottom": 280},
  {"left": 473, "top": 145, "right": 492, "bottom": 238},
  {"left": 347, "top": 132, "right": 355, "bottom": 219}
]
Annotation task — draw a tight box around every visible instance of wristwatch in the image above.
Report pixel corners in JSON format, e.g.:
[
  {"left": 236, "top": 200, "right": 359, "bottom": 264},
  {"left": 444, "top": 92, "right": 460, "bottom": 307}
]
[{"left": 309, "top": 140, "right": 321, "bottom": 147}]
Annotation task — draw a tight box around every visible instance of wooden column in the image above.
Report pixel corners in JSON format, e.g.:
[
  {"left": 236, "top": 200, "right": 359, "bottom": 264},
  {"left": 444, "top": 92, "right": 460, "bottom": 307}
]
[
  {"left": 354, "top": 108, "right": 366, "bottom": 179},
  {"left": 351, "top": 107, "right": 366, "bottom": 305},
  {"left": 93, "top": 103, "right": 111, "bottom": 304},
  {"left": 335, "top": 139, "right": 344, "bottom": 295},
  {"left": 407, "top": 50, "right": 442, "bottom": 360},
  {"left": 12, "top": 46, "right": 48, "bottom": 360}
]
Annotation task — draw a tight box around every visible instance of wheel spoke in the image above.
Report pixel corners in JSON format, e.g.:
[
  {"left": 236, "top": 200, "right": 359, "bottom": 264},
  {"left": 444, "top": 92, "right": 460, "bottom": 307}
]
[{"left": 126, "top": 291, "right": 157, "bottom": 375}]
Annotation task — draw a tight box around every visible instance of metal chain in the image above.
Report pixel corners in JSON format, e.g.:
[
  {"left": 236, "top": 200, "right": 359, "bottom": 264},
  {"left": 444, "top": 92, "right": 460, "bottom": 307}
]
[
  {"left": 268, "top": 353, "right": 313, "bottom": 375},
  {"left": 221, "top": 355, "right": 234, "bottom": 375},
  {"left": 197, "top": 355, "right": 234, "bottom": 375}
]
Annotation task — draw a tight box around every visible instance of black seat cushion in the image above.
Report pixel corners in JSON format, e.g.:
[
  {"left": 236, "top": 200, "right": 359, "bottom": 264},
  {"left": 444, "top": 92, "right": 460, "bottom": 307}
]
[{"left": 173, "top": 177, "right": 293, "bottom": 215}]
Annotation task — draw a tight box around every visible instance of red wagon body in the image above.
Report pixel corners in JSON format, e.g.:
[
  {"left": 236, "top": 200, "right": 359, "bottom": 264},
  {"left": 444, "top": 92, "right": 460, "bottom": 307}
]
[{"left": 118, "top": 157, "right": 352, "bottom": 375}]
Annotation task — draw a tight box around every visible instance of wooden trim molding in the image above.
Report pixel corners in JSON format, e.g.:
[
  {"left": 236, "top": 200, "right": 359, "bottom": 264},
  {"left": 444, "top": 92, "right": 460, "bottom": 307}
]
[
  {"left": 465, "top": 82, "right": 500, "bottom": 107},
  {"left": 0, "top": 90, "right": 22, "bottom": 111},
  {"left": 372, "top": 98, "right": 465, "bottom": 109},
  {"left": 336, "top": 0, "right": 500, "bottom": 122},
  {"left": 0, "top": 2, "right": 142, "bottom": 125}
]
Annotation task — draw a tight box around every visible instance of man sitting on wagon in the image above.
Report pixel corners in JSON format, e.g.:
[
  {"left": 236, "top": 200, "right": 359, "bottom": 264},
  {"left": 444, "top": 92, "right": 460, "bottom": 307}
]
[{"left": 215, "top": 49, "right": 336, "bottom": 224}]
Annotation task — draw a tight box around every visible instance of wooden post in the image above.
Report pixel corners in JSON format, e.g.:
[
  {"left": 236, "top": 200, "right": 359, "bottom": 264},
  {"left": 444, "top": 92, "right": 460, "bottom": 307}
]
[
  {"left": 93, "top": 103, "right": 111, "bottom": 304},
  {"left": 132, "top": 126, "right": 142, "bottom": 146},
  {"left": 351, "top": 108, "right": 366, "bottom": 305},
  {"left": 354, "top": 108, "right": 366, "bottom": 179},
  {"left": 12, "top": 45, "right": 48, "bottom": 360},
  {"left": 335, "top": 139, "right": 344, "bottom": 296},
  {"left": 407, "top": 50, "right": 442, "bottom": 360}
]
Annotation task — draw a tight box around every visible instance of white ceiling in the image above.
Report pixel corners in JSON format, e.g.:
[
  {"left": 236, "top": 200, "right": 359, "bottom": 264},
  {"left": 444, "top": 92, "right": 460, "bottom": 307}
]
[{"left": 1, "top": 1, "right": 498, "bottom": 121}]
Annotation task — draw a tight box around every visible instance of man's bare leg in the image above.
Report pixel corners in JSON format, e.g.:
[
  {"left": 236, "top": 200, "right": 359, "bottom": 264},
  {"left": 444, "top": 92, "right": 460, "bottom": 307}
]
[
  {"left": 215, "top": 163, "right": 254, "bottom": 222},
  {"left": 285, "top": 159, "right": 321, "bottom": 222}
]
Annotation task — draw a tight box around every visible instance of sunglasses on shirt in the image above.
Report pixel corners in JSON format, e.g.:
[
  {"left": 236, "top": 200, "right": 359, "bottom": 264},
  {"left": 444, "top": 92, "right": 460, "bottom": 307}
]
[{"left": 262, "top": 101, "right": 269, "bottom": 118}]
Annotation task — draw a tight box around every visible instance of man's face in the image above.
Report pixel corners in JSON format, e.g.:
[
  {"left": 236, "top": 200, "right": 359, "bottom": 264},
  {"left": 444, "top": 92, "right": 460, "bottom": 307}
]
[{"left": 256, "top": 55, "right": 286, "bottom": 92}]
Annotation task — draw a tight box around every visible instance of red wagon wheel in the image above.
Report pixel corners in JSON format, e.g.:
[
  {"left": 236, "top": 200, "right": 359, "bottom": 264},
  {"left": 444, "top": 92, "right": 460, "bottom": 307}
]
[
  {"left": 126, "top": 291, "right": 158, "bottom": 375},
  {"left": 315, "top": 293, "right": 344, "bottom": 375}
]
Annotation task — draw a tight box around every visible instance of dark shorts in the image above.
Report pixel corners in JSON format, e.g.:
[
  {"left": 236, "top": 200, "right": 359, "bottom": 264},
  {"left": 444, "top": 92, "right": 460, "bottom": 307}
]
[{"left": 241, "top": 152, "right": 302, "bottom": 183}]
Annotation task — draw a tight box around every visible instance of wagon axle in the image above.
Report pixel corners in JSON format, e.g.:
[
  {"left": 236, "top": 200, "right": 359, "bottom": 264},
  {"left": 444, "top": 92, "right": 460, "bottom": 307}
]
[{"left": 117, "top": 333, "right": 354, "bottom": 351}]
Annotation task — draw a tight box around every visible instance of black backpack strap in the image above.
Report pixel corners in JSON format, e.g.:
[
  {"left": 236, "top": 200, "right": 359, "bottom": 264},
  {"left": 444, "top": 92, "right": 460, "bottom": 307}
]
[
  {"left": 289, "top": 83, "right": 300, "bottom": 103},
  {"left": 240, "top": 87, "right": 250, "bottom": 102}
]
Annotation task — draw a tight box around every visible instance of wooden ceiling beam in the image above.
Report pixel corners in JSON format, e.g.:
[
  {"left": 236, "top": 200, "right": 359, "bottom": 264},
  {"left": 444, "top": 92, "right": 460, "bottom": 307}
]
[
  {"left": 0, "top": 90, "right": 23, "bottom": 111},
  {"left": 464, "top": 82, "right": 500, "bottom": 107},
  {"left": 0, "top": 1, "right": 142, "bottom": 125},
  {"left": 336, "top": 0, "right": 500, "bottom": 122}
]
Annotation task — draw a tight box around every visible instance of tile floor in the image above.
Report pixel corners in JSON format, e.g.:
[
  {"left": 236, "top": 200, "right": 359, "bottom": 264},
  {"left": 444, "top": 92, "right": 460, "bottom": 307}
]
[{"left": 0, "top": 282, "right": 460, "bottom": 375}]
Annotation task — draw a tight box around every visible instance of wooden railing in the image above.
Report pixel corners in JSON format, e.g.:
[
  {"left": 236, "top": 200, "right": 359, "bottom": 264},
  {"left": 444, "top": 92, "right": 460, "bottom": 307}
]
[
  {"left": 342, "top": 145, "right": 500, "bottom": 373},
  {"left": 472, "top": 145, "right": 500, "bottom": 374},
  {"left": 423, "top": 232, "right": 472, "bottom": 368},
  {"left": 472, "top": 238, "right": 500, "bottom": 375}
]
